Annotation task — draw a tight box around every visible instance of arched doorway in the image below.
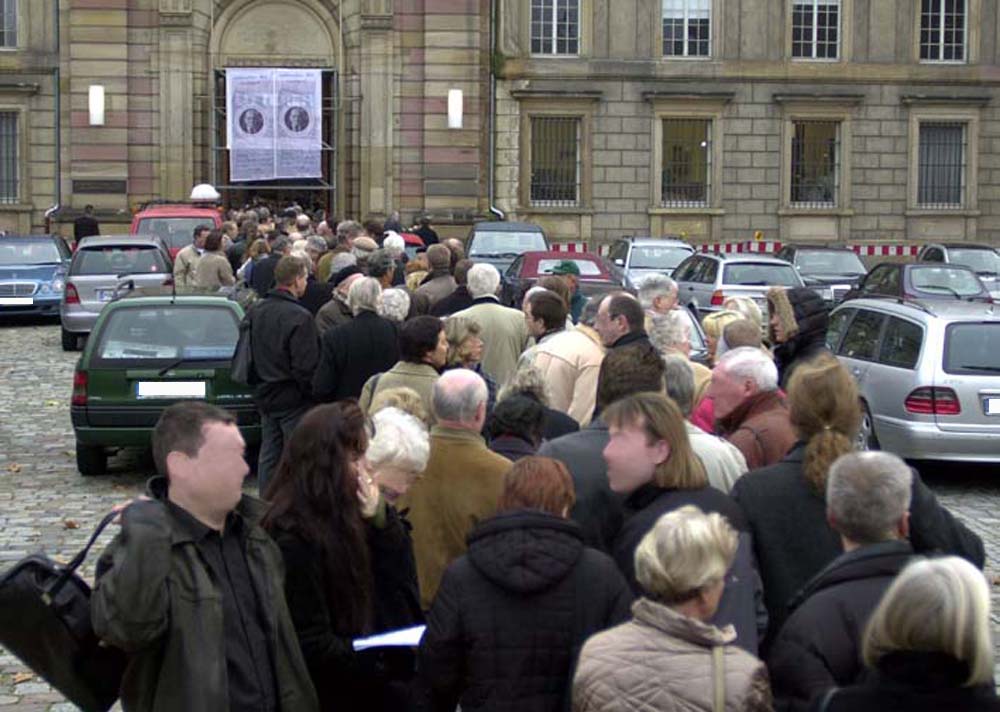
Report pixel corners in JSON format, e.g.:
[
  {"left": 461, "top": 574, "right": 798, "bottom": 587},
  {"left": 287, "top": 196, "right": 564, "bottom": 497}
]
[{"left": 210, "top": 0, "right": 342, "bottom": 217}]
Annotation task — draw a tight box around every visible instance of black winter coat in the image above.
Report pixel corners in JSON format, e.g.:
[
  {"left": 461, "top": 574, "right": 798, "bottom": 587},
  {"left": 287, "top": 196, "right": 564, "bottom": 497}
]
[
  {"left": 419, "top": 510, "right": 633, "bottom": 712},
  {"left": 269, "top": 506, "right": 422, "bottom": 712},
  {"left": 732, "top": 444, "right": 985, "bottom": 644},
  {"left": 298, "top": 276, "right": 334, "bottom": 315},
  {"left": 250, "top": 252, "right": 282, "bottom": 295},
  {"left": 313, "top": 310, "right": 400, "bottom": 402},
  {"left": 768, "top": 540, "right": 914, "bottom": 712},
  {"left": 429, "top": 285, "right": 474, "bottom": 316},
  {"left": 543, "top": 407, "right": 580, "bottom": 441},
  {"left": 250, "top": 289, "right": 320, "bottom": 413},
  {"left": 613, "top": 483, "right": 764, "bottom": 654},
  {"left": 812, "top": 652, "right": 1000, "bottom": 712},
  {"left": 772, "top": 287, "right": 830, "bottom": 388},
  {"left": 537, "top": 420, "right": 622, "bottom": 552}
]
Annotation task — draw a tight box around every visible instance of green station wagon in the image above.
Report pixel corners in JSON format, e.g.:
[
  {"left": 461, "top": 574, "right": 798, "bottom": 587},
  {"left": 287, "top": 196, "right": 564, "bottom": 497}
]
[{"left": 70, "top": 294, "right": 260, "bottom": 475}]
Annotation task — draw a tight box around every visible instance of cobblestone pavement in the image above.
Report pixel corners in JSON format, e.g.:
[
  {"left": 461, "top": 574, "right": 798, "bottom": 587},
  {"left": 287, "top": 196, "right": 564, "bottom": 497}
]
[{"left": 0, "top": 319, "right": 998, "bottom": 709}]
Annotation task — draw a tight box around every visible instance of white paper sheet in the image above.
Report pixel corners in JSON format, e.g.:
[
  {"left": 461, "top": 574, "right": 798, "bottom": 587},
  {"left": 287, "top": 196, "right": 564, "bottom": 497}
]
[{"left": 352, "top": 625, "right": 426, "bottom": 652}]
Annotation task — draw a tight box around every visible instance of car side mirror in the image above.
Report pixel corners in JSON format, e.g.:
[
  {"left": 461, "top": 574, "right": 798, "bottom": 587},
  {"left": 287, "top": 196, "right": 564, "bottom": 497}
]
[{"left": 613, "top": 258, "right": 624, "bottom": 267}]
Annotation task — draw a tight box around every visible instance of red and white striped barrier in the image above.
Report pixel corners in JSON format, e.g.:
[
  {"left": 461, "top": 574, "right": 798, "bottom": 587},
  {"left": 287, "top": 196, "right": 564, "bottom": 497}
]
[
  {"left": 698, "top": 241, "right": 783, "bottom": 254},
  {"left": 550, "top": 242, "right": 589, "bottom": 254},
  {"left": 549, "top": 241, "right": 923, "bottom": 259},
  {"left": 850, "top": 244, "right": 920, "bottom": 257}
]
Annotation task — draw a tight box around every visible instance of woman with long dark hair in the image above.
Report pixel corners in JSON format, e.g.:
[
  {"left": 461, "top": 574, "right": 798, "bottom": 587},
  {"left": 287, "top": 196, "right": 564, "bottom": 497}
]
[{"left": 262, "top": 401, "right": 422, "bottom": 711}]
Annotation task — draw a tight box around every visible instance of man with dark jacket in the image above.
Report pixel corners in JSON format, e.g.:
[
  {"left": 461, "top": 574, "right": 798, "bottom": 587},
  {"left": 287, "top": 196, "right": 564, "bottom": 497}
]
[
  {"left": 73, "top": 204, "right": 100, "bottom": 242},
  {"left": 250, "top": 255, "right": 320, "bottom": 492},
  {"left": 250, "top": 236, "right": 292, "bottom": 296},
  {"left": 313, "top": 277, "right": 399, "bottom": 402},
  {"left": 767, "top": 286, "right": 830, "bottom": 388},
  {"left": 593, "top": 292, "right": 651, "bottom": 349},
  {"left": 92, "top": 402, "right": 319, "bottom": 712},
  {"left": 538, "top": 342, "right": 666, "bottom": 553},
  {"left": 768, "top": 451, "right": 915, "bottom": 712},
  {"left": 415, "top": 244, "right": 457, "bottom": 306},
  {"left": 429, "top": 259, "right": 475, "bottom": 317}
]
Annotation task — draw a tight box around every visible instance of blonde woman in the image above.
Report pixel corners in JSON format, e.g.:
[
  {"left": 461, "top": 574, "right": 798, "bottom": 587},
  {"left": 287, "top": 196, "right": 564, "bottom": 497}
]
[
  {"left": 701, "top": 309, "right": 744, "bottom": 366},
  {"left": 443, "top": 315, "right": 496, "bottom": 420},
  {"left": 574, "top": 506, "right": 772, "bottom": 712},
  {"left": 236, "top": 237, "right": 270, "bottom": 284},
  {"left": 601, "top": 392, "right": 762, "bottom": 653},
  {"left": 816, "top": 557, "right": 999, "bottom": 711}
]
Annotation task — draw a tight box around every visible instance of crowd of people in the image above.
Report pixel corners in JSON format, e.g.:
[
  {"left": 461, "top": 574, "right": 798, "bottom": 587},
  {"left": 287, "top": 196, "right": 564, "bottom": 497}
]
[{"left": 92, "top": 205, "right": 995, "bottom": 712}]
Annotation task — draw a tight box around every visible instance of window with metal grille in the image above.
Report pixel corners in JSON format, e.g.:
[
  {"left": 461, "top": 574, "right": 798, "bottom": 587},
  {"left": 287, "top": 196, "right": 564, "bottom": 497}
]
[
  {"left": 792, "top": 0, "right": 840, "bottom": 59},
  {"left": 531, "top": 0, "right": 580, "bottom": 55},
  {"left": 530, "top": 116, "right": 580, "bottom": 207},
  {"left": 0, "top": 112, "right": 17, "bottom": 203},
  {"left": 791, "top": 120, "right": 839, "bottom": 207},
  {"left": 920, "top": 0, "right": 966, "bottom": 62},
  {"left": 918, "top": 122, "right": 966, "bottom": 208},
  {"left": 0, "top": 0, "right": 16, "bottom": 48},
  {"left": 662, "top": 0, "right": 711, "bottom": 57},
  {"left": 661, "top": 119, "right": 711, "bottom": 207}
]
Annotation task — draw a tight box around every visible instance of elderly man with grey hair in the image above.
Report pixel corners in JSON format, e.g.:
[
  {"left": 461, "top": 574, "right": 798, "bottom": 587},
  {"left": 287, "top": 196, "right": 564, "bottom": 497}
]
[
  {"left": 401, "top": 368, "right": 512, "bottom": 609},
  {"left": 767, "top": 451, "right": 917, "bottom": 712},
  {"left": 637, "top": 273, "right": 679, "bottom": 315},
  {"left": 452, "top": 263, "right": 530, "bottom": 385},
  {"left": 650, "top": 310, "right": 713, "bottom": 408},
  {"left": 662, "top": 354, "right": 747, "bottom": 493},
  {"left": 415, "top": 243, "right": 457, "bottom": 305},
  {"left": 379, "top": 287, "right": 411, "bottom": 323},
  {"left": 312, "top": 277, "right": 399, "bottom": 403}
]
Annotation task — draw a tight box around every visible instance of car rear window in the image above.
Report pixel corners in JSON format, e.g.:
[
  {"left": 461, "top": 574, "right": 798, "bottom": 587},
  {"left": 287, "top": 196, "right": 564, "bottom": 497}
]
[
  {"left": 794, "top": 250, "right": 866, "bottom": 276},
  {"left": 536, "top": 259, "right": 604, "bottom": 277},
  {"left": 72, "top": 246, "right": 168, "bottom": 276},
  {"left": 944, "top": 322, "right": 1000, "bottom": 375},
  {"left": 468, "top": 231, "right": 547, "bottom": 257},
  {"left": 629, "top": 246, "right": 693, "bottom": 270},
  {"left": 0, "top": 241, "right": 64, "bottom": 266},
  {"left": 136, "top": 217, "right": 215, "bottom": 250},
  {"left": 911, "top": 266, "right": 984, "bottom": 297},
  {"left": 723, "top": 263, "right": 800, "bottom": 287},
  {"left": 94, "top": 305, "right": 239, "bottom": 364},
  {"left": 947, "top": 248, "right": 1000, "bottom": 276}
]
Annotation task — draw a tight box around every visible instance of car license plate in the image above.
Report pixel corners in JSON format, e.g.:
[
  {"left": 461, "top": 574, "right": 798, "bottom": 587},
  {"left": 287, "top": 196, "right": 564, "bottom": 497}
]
[
  {"left": 136, "top": 381, "right": 206, "bottom": 400},
  {"left": 97, "top": 290, "right": 113, "bottom": 302},
  {"left": 0, "top": 297, "right": 32, "bottom": 306},
  {"left": 983, "top": 397, "right": 1000, "bottom": 416}
]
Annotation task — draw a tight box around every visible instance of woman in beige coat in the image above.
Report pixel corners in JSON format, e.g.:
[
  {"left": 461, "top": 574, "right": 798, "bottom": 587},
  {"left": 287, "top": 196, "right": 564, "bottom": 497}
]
[
  {"left": 193, "top": 228, "right": 236, "bottom": 289},
  {"left": 573, "top": 506, "right": 772, "bottom": 712}
]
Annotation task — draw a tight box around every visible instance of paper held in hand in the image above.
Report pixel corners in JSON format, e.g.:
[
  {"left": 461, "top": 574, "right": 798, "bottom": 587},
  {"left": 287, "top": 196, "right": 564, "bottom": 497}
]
[{"left": 352, "top": 625, "right": 426, "bottom": 652}]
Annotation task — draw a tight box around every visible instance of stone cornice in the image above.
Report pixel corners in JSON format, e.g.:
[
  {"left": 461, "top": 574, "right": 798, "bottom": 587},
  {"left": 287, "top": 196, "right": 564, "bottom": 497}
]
[
  {"left": 772, "top": 93, "right": 865, "bottom": 104},
  {"left": 900, "top": 94, "right": 991, "bottom": 106}
]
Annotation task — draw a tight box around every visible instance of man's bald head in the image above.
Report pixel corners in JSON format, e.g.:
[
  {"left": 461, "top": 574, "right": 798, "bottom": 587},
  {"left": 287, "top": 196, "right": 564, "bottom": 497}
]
[{"left": 433, "top": 368, "right": 488, "bottom": 430}]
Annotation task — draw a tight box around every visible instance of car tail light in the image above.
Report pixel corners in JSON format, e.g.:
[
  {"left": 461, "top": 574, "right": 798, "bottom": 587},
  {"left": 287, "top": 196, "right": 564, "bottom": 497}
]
[
  {"left": 710, "top": 290, "right": 725, "bottom": 306},
  {"left": 71, "top": 371, "right": 88, "bottom": 407},
  {"left": 64, "top": 282, "right": 80, "bottom": 305},
  {"left": 904, "top": 387, "right": 961, "bottom": 415}
]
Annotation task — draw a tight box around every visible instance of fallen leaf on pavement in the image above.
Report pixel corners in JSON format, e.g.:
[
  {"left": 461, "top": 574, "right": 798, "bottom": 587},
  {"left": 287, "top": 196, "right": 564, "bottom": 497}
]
[
  {"left": 6, "top": 463, "right": 20, "bottom": 473},
  {"left": 13, "top": 672, "right": 33, "bottom": 684},
  {"left": 45, "top": 400, "right": 59, "bottom": 407},
  {"left": 993, "top": 576, "right": 1000, "bottom": 586},
  {"left": 63, "top": 519, "right": 80, "bottom": 530}
]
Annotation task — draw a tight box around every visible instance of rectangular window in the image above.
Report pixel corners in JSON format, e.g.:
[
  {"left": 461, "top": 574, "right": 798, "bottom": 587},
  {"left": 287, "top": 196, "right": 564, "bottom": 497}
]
[
  {"left": 530, "top": 116, "right": 580, "bottom": 207},
  {"left": 920, "top": 0, "right": 966, "bottom": 62},
  {"left": 791, "top": 120, "right": 839, "bottom": 207},
  {"left": 662, "top": 0, "right": 711, "bottom": 57},
  {"left": 792, "top": 0, "right": 840, "bottom": 59},
  {"left": 531, "top": 0, "right": 579, "bottom": 55},
  {"left": 0, "top": 112, "right": 17, "bottom": 203},
  {"left": 918, "top": 122, "right": 966, "bottom": 208},
  {"left": 661, "top": 118, "right": 711, "bottom": 207},
  {"left": 0, "top": 0, "right": 15, "bottom": 48}
]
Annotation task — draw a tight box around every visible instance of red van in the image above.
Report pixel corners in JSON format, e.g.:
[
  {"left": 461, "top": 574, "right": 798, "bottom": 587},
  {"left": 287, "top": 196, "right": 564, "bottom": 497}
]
[{"left": 130, "top": 204, "right": 222, "bottom": 259}]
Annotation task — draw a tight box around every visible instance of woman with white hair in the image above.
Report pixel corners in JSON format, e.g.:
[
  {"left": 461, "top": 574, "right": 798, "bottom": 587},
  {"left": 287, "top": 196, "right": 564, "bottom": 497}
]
[
  {"left": 815, "top": 557, "right": 1000, "bottom": 711},
  {"left": 573, "top": 506, "right": 772, "bottom": 712},
  {"left": 367, "top": 407, "right": 430, "bottom": 503},
  {"left": 378, "top": 287, "right": 411, "bottom": 323}
]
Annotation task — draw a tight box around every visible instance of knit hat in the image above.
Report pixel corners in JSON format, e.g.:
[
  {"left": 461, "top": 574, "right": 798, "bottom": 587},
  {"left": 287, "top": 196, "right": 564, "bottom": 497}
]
[{"left": 352, "top": 236, "right": 378, "bottom": 254}]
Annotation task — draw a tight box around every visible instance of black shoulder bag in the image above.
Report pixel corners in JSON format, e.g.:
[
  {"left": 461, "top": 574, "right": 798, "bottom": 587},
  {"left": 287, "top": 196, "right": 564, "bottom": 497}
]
[{"left": 231, "top": 307, "right": 258, "bottom": 386}]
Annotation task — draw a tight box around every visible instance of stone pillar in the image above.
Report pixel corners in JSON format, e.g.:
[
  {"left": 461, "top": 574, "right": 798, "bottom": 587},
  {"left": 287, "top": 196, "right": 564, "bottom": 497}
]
[
  {"left": 360, "top": 2, "right": 395, "bottom": 218},
  {"left": 158, "top": 0, "right": 194, "bottom": 200}
]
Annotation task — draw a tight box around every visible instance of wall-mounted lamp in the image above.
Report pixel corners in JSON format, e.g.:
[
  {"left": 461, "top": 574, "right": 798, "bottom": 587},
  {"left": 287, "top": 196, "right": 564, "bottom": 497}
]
[
  {"left": 447, "top": 89, "right": 463, "bottom": 130},
  {"left": 88, "top": 85, "right": 105, "bottom": 126}
]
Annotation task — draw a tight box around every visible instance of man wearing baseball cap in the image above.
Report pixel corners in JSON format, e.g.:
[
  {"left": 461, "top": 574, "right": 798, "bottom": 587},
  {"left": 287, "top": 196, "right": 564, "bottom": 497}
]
[{"left": 548, "top": 260, "right": 588, "bottom": 324}]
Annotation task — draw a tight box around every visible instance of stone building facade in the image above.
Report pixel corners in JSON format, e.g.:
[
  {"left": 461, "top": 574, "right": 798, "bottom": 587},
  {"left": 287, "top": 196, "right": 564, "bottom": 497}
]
[{"left": 0, "top": 0, "right": 998, "bottom": 250}]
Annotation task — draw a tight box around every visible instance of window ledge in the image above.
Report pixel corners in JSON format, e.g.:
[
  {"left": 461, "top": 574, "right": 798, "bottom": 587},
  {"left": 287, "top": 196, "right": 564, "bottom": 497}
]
[
  {"left": 520, "top": 206, "right": 595, "bottom": 215},
  {"left": 648, "top": 207, "right": 724, "bottom": 216},
  {"left": 905, "top": 208, "right": 981, "bottom": 217},
  {"left": 790, "top": 57, "right": 843, "bottom": 63},
  {"left": 778, "top": 207, "right": 854, "bottom": 217},
  {"left": 0, "top": 203, "right": 34, "bottom": 213}
]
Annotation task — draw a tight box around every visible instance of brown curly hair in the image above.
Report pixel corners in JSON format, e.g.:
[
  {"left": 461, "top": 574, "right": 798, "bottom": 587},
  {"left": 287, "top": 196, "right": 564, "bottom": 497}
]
[{"left": 787, "top": 353, "right": 860, "bottom": 494}]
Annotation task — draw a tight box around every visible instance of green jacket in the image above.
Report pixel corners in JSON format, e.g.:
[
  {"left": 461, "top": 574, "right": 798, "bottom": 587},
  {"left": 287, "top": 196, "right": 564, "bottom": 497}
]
[{"left": 91, "top": 479, "right": 319, "bottom": 712}]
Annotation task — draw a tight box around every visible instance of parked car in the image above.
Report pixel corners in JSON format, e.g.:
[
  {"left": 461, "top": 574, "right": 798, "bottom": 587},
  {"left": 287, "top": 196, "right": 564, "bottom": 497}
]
[
  {"left": 671, "top": 253, "right": 805, "bottom": 318},
  {"left": 827, "top": 297, "right": 1000, "bottom": 462},
  {"left": 842, "top": 262, "right": 991, "bottom": 303},
  {"left": 775, "top": 244, "right": 868, "bottom": 303},
  {"left": 606, "top": 236, "right": 695, "bottom": 286},
  {"left": 399, "top": 232, "right": 425, "bottom": 259},
  {"left": 70, "top": 293, "right": 260, "bottom": 475},
  {"left": 466, "top": 221, "right": 549, "bottom": 274},
  {"left": 60, "top": 235, "right": 173, "bottom": 351},
  {"left": 500, "top": 250, "right": 631, "bottom": 308},
  {"left": 918, "top": 242, "right": 1000, "bottom": 298},
  {"left": 130, "top": 202, "right": 222, "bottom": 259},
  {"left": 0, "top": 235, "right": 72, "bottom": 318}
]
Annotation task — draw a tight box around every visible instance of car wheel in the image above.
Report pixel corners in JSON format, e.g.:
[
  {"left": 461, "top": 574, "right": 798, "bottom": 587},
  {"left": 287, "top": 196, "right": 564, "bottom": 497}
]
[
  {"left": 61, "top": 327, "right": 78, "bottom": 352},
  {"left": 76, "top": 442, "right": 107, "bottom": 476},
  {"left": 857, "top": 401, "right": 880, "bottom": 451}
]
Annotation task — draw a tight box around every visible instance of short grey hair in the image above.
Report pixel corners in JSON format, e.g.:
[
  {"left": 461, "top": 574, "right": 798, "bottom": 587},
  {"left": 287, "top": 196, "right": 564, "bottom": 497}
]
[
  {"left": 716, "top": 346, "right": 778, "bottom": 392},
  {"left": 827, "top": 452, "right": 913, "bottom": 545},
  {"left": 368, "top": 249, "right": 395, "bottom": 280},
  {"left": 383, "top": 232, "right": 405, "bottom": 258},
  {"left": 348, "top": 276, "right": 382, "bottom": 315},
  {"left": 378, "top": 288, "right": 411, "bottom": 322},
  {"left": 662, "top": 353, "right": 696, "bottom": 417},
  {"left": 638, "top": 274, "right": 678, "bottom": 310},
  {"left": 498, "top": 363, "right": 550, "bottom": 407},
  {"left": 433, "top": 368, "right": 489, "bottom": 423},
  {"left": 366, "top": 407, "right": 430, "bottom": 473},
  {"left": 649, "top": 310, "right": 691, "bottom": 354},
  {"left": 336, "top": 219, "right": 365, "bottom": 243},
  {"left": 467, "top": 263, "right": 501, "bottom": 298},
  {"left": 328, "top": 251, "right": 358, "bottom": 275}
]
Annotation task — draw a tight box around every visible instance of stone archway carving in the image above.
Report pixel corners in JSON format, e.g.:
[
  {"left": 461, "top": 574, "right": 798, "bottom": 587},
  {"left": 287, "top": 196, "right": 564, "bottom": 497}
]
[{"left": 212, "top": 0, "right": 341, "bottom": 68}]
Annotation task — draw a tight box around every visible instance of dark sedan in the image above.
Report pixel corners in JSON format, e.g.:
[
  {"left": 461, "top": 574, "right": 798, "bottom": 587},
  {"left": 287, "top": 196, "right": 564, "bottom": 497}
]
[
  {"left": 0, "top": 235, "right": 72, "bottom": 317},
  {"left": 775, "top": 244, "right": 868, "bottom": 303},
  {"left": 843, "top": 262, "right": 992, "bottom": 303},
  {"left": 500, "top": 250, "right": 631, "bottom": 307}
]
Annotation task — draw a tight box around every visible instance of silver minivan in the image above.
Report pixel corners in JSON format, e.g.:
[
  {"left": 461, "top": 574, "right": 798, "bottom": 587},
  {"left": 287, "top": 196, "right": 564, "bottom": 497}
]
[
  {"left": 672, "top": 253, "right": 805, "bottom": 318},
  {"left": 60, "top": 235, "right": 173, "bottom": 351},
  {"left": 828, "top": 297, "right": 1000, "bottom": 462}
]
